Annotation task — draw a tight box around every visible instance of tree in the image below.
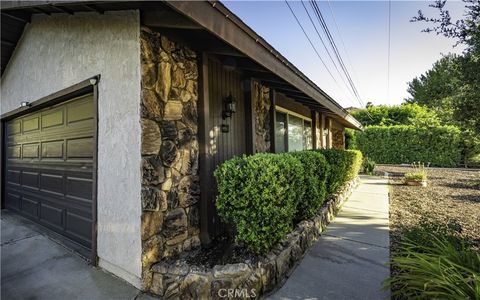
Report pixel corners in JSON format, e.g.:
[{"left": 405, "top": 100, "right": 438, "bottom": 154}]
[{"left": 410, "top": 0, "right": 480, "bottom": 134}]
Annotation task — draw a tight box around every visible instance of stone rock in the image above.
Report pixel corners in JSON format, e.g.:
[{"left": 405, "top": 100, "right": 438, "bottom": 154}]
[
  {"left": 142, "top": 89, "right": 163, "bottom": 120},
  {"left": 184, "top": 47, "right": 196, "bottom": 59},
  {"left": 160, "top": 50, "right": 169, "bottom": 62},
  {"left": 172, "top": 66, "right": 186, "bottom": 88},
  {"left": 182, "top": 236, "right": 200, "bottom": 251},
  {"left": 160, "top": 121, "right": 177, "bottom": 141},
  {"left": 161, "top": 35, "right": 175, "bottom": 53},
  {"left": 213, "top": 263, "right": 251, "bottom": 279},
  {"left": 141, "top": 119, "right": 161, "bottom": 155},
  {"left": 143, "top": 234, "right": 163, "bottom": 267},
  {"left": 179, "top": 192, "right": 199, "bottom": 208},
  {"left": 142, "top": 156, "right": 165, "bottom": 186},
  {"left": 182, "top": 101, "right": 198, "bottom": 129},
  {"left": 141, "top": 211, "right": 164, "bottom": 241},
  {"left": 238, "top": 269, "right": 263, "bottom": 298},
  {"left": 156, "top": 61, "right": 172, "bottom": 102},
  {"left": 275, "top": 247, "right": 291, "bottom": 280},
  {"left": 150, "top": 273, "right": 164, "bottom": 296},
  {"left": 167, "top": 188, "right": 179, "bottom": 209},
  {"left": 163, "top": 208, "right": 188, "bottom": 245},
  {"left": 259, "top": 260, "right": 276, "bottom": 293},
  {"left": 169, "top": 87, "right": 181, "bottom": 101},
  {"left": 180, "top": 90, "right": 192, "bottom": 103},
  {"left": 178, "top": 175, "right": 200, "bottom": 195},
  {"left": 142, "top": 62, "right": 157, "bottom": 89},
  {"left": 178, "top": 127, "right": 194, "bottom": 147},
  {"left": 152, "top": 260, "right": 190, "bottom": 276},
  {"left": 210, "top": 279, "right": 234, "bottom": 300},
  {"left": 162, "top": 275, "right": 182, "bottom": 299},
  {"left": 180, "top": 273, "right": 211, "bottom": 300},
  {"left": 161, "top": 178, "right": 172, "bottom": 191},
  {"left": 164, "top": 101, "right": 183, "bottom": 121},
  {"left": 142, "top": 187, "right": 167, "bottom": 211},
  {"left": 187, "top": 206, "right": 200, "bottom": 234},
  {"left": 161, "top": 140, "right": 178, "bottom": 167},
  {"left": 163, "top": 243, "right": 184, "bottom": 258},
  {"left": 186, "top": 80, "right": 197, "bottom": 100},
  {"left": 140, "top": 28, "right": 159, "bottom": 64},
  {"left": 184, "top": 60, "right": 198, "bottom": 80}
]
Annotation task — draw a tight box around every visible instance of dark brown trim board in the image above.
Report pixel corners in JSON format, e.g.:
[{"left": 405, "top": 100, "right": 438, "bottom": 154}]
[
  {"left": 198, "top": 53, "right": 212, "bottom": 245},
  {"left": 269, "top": 88, "right": 276, "bottom": 153},
  {"left": 1, "top": 75, "right": 100, "bottom": 264},
  {"left": 244, "top": 79, "right": 254, "bottom": 155}
]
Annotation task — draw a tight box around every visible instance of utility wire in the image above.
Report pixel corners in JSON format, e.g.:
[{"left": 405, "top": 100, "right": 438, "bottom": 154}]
[
  {"left": 284, "top": 0, "right": 340, "bottom": 89},
  {"left": 311, "top": 0, "right": 362, "bottom": 105},
  {"left": 326, "top": 0, "right": 361, "bottom": 92},
  {"left": 300, "top": 0, "right": 357, "bottom": 105}
]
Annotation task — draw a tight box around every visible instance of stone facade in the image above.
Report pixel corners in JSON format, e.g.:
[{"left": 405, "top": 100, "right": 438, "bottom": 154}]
[
  {"left": 148, "top": 177, "right": 360, "bottom": 299},
  {"left": 252, "top": 81, "right": 271, "bottom": 153},
  {"left": 332, "top": 127, "right": 345, "bottom": 149},
  {"left": 140, "top": 27, "right": 200, "bottom": 288}
]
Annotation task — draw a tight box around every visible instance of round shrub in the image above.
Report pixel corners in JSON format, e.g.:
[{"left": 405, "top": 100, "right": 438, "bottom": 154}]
[
  {"left": 214, "top": 153, "right": 304, "bottom": 254},
  {"left": 288, "top": 151, "right": 329, "bottom": 221}
]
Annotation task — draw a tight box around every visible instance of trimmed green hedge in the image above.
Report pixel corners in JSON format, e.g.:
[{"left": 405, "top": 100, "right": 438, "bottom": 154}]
[
  {"left": 354, "top": 125, "right": 462, "bottom": 167},
  {"left": 288, "top": 151, "right": 329, "bottom": 221},
  {"left": 318, "top": 149, "right": 363, "bottom": 194},
  {"left": 214, "top": 153, "right": 304, "bottom": 254},
  {"left": 214, "top": 149, "right": 361, "bottom": 254}
]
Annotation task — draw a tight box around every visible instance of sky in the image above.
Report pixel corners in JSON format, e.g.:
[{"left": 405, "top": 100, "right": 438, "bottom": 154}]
[{"left": 223, "top": 0, "right": 467, "bottom": 108}]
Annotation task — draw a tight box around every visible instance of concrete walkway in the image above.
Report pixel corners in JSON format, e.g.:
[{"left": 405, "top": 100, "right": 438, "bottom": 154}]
[
  {"left": 271, "top": 175, "right": 390, "bottom": 300},
  {"left": 1, "top": 211, "right": 156, "bottom": 300}
]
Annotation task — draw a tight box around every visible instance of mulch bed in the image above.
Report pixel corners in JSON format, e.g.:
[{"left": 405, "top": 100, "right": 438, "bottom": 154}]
[{"left": 375, "top": 165, "right": 480, "bottom": 250}]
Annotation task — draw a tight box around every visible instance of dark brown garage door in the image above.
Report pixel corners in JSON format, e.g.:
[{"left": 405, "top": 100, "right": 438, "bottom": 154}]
[{"left": 4, "top": 94, "right": 94, "bottom": 253}]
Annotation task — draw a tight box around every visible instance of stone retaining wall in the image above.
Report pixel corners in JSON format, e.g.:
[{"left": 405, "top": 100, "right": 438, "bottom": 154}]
[
  {"left": 140, "top": 27, "right": 200, "bottom": 289},
  {"left": 148, "top": 177, "right": 359, "bottom": 298}
]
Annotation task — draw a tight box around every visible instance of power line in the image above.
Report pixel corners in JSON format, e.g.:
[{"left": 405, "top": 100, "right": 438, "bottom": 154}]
[
  {"left": 300, "top": 0, "right": 357, "bottom": 105},
  {"left": 284, "top": 0, "right": 339, "bottom": 87},
  {"left": 310, "top": 0, "right": 363, "bottom": 106}
]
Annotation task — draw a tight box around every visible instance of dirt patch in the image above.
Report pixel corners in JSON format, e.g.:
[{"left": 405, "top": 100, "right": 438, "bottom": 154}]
[{"left": 376, "top": 165, "right": 480, "bottom": 249}]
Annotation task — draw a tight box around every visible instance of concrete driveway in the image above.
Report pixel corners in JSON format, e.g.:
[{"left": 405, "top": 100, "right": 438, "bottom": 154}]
[{"left": 1, "top": 210, "right": 154, "bottom": 300}]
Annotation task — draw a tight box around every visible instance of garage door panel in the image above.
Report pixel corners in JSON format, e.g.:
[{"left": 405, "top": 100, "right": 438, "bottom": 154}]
[
  {"left": 40, "top": 173, "right": 64, "bottom": 195},
  {"left": 21, "top": 197, "right": 39, "bottom": 218},
  {"left": 6, "top": 169, "right": 21, "bottom": 185},
  {"left": 21, "top": 171, "right": 39, "bottom": 190},
  {"left": 41, "top": 140, "right": 64, "bottom": 159},
  {"left": 40, "top": 203, "right": 64, "bottom": 229},
  {"left": 22, "top": 116, "right": 40, "bottom": 133},
  {"left": 5, "top": 193, "right": 21, "bottom": 210},
  {"left": 41, "top": 109, "right": 65, "bottom": 129},
  {"left": 4, "top": 94, "right": 94, "bottom": 253},
  {"left": 66, "top": 137, "right": 93, "bottom": 159}
]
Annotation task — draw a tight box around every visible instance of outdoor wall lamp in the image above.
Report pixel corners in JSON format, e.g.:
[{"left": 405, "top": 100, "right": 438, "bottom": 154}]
[{"left": 222, "top": 93, "right": 236, "bottom": 119}]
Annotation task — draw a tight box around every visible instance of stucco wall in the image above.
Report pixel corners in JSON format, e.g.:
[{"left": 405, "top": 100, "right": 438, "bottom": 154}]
[{"left": 0, "top": 12, "right": 143, "bottom": 287}]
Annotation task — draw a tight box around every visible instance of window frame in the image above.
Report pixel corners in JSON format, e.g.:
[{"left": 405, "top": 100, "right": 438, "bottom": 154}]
[{"left": 275, "top": 106, "right": 313, "bottom": 152}]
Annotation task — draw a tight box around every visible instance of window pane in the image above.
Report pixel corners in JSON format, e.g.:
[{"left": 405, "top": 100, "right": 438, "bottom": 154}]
[
  {"left": 275, "top": 111, "right": 287, "bottom": 153},
  {"left": 304, "top": 120, "right": 312, "bottom": 150},
  {"left": 288, "top": 115, "right": 304, "bottom": 152}
]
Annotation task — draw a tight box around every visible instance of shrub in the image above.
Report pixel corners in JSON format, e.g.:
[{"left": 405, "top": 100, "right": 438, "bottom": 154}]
[
  {"left": 404, "top": 172, "right": 427, "bottom": 181},
  {"left": 318, "top": 149, "right": 363, "bottom": 194},
  {"left": 288, "top": 151, "right": 329, "bottom": 221},
  {"left": 361, "top": 156, "right": 376, "bottom": 175},
  {"left": 214, "top": 153, "right": 304, "bottom": 254},
  {"left": 385, "top": 228, "right": 480, "bottom": 299},
  {"left": 345, "top": 128, "right": 357, "bottom": 149},
  {"left": 355, "top": 125, "right": 462, "bottom": 167}
]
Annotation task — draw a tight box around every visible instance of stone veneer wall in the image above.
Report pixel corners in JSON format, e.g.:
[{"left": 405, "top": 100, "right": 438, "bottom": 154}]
[
  {"left": 252, "top": 81, "right": 271, "bottom": 153},
  {"left": 148, "top": 177, "right": 359, "bottom": 299},
  {"left": 332, "top": 126, "right": 345, "bottom": 149},
  {"left": 140, "top": 27, "right": 200, "bottom": 288}
]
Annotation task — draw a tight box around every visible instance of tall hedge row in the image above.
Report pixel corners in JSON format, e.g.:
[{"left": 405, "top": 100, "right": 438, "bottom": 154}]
[
  {"left": 354, "top": 125, "right": 462, "bottom": 167},
  {"left": 214, "top": 149, "right": 362, "bottom": 254}
]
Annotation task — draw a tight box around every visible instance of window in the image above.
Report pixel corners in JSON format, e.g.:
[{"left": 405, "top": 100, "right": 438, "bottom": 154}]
[{"left": 275, "top": 107, "right": 312, "bottom": 152}]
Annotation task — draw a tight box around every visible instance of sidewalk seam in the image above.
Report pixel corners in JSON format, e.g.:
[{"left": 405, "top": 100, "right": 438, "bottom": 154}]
[{"left": 323, "top": 233, "right": 389, "bottom": 249}]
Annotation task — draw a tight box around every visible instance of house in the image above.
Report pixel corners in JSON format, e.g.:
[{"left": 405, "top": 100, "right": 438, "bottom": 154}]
[{"left": 0, "top": 1, "right": 362, "bottom": 291}]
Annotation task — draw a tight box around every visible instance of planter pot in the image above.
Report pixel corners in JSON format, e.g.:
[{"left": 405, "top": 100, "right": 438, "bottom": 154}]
[{"left": 405, "top": 179, "right": 428, "bottom": 187}]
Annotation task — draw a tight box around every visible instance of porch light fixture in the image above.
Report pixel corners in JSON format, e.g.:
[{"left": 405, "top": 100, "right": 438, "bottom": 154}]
[{"left": 222, "top": 93, "right": 236, "bottom": 119}]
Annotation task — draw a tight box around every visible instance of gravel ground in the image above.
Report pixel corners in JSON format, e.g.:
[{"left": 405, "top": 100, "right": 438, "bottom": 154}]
[{"left": 375, "top": 165, "right": 480, "bottom": 248}]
